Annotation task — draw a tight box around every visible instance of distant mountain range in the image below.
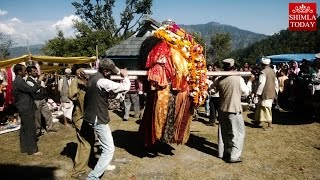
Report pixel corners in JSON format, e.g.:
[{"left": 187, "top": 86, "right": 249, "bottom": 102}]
[
  {"left": 9, "top": 44, "right": 44, "bottom": 58},
  {"left": 180, "top": 22, "right": 268, "bottom": 50},
  {"left": 9, "top": 21, "right": 268, "bottom": 57}
]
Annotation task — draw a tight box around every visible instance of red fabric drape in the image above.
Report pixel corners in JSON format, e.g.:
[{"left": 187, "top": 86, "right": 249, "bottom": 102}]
[
  {"left": 146, "top": 42, "right": 175, "bottom": 88},
  {"left": 5, "top": 67, "right": 14, "bottom": 105}
]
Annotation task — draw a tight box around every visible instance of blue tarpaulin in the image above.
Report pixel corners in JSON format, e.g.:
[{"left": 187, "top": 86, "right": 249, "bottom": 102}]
[{"left": 265, "top": 53, "right": 316, "bottom": 64}]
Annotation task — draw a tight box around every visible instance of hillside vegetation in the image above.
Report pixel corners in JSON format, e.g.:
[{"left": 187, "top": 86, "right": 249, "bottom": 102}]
[
  {"left": 9, "top": 44, "right": 43, "bottom": 58},
  {"left": 181, "top": 22, "right": 268, "bottom": 50},
  {"left": 230, "top": 16, "right": 320, "bottom": 65}
]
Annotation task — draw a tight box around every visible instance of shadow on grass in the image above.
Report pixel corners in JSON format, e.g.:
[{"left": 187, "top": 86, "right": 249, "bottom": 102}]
[
  {"left": 0, "top": 164, "right": 58, "bottom": 179},
  {"left": 244, "top": 121, "right": 262, "bottom": 128},
  {"left": 60, "top": 142, "right": 98, "bottom": 169},
  {"left": 197, "top": 112, "right": 209, "bottom": 119},
  {"left": 135, "top": 119, "right": 142, "bottom": 125},
  {"left": 113, "top": 130, "right": 175, "bottom": 158},
  {"left": 193, "top": 117, "right": 208, "bottom": 125},
  {"left": 60, "top": 142, "right": 77, "bottom": 161},
  {"left": 186, "top": 134, "right": 218, "bottom": 157},
  {"left": 245, "top": 110, "right": 316, "bottom": 126},
  {"left": 112, "top": 109, "right": 123, "bottom": 120},
  {"left": 272, "top": 110, "right": 316, "bottom": 125},
  {"left": 244, "top": 113, "right": 262, "bottom": 128}
]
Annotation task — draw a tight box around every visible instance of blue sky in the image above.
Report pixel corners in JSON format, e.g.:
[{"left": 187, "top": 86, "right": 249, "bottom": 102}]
[{"left": 0, "top": 0, "right": 319, "bottom": 46}]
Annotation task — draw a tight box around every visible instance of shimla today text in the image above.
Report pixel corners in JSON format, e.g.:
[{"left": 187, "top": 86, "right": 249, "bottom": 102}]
[
  {"left": 289, "top": 21, "right": 316, "bottom": 28},
  {"left": 289, "top": 14, "right": 317, "bottom": 21}
]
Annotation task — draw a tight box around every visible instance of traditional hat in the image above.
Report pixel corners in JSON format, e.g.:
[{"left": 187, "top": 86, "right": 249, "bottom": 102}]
[
  {"left": 65, "top": 68, "right": 72, "bottom": 74},
  {"left": 222, "top": 58, "right": 235, "bottom": 67},
  {"left": 99, "top": 58, "right": 120, "bottom": 74},
  {"left": 261, "top": 58, "right": 271, "bottom": 65}
]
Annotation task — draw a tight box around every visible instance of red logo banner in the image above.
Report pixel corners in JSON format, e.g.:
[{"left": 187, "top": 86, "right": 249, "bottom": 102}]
[{"left": 289, "top": 3, "right": 317, "bottom": 31}]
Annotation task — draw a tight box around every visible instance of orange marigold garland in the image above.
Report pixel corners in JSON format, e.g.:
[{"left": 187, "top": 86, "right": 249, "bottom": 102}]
[{"left": 154, "top": 24, "right": 207, "bottom": 106}]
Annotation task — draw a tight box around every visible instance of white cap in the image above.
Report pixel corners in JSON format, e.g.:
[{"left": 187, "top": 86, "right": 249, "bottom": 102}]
[
  {"left": 315, "top": 53, "right": 320, "bottom": 59},
  {"left": 65, "top": 68, "right": 72, "bottom": 74},
  {"left": 222, "top": 58, "right": 235, "bottom": 67},
  {"left": 261, "top": 58, "right": 271, "bottom": 65}
]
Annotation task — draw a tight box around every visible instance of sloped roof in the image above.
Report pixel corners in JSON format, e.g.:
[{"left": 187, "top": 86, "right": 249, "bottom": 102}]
[
  {"left": 106, "top": 16, "right": 161, "bottom": 58},
  {"left": 105, "top": 34, "right": 150, "bottom": 57}
]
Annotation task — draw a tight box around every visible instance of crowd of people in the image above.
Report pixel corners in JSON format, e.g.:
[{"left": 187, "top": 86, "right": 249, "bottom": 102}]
[
  {"left": 205, "top": 54, "right": 320, "bottom": 128},
  {"left": 202, "top": 54, "right": 319, "bottom": 164},
  {"left": 0, "top": 59, "right": 131, "bottom": 179},
  {"left": 0, "top": 53, "right": 319, "bottom": 179}
]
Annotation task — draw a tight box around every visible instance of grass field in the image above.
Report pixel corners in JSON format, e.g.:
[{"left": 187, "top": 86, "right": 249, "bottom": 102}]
[{"left": 0, "top": 108, "right": 319, "bottom": 180}]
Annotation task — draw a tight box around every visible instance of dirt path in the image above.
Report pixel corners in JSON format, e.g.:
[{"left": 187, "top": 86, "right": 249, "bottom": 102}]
[{"left": 0, "top": 108, "right": 319, "bottom": 180}]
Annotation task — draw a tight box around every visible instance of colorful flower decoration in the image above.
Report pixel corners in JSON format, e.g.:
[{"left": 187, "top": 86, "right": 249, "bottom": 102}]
[{"left": 153, "top": 24, "right": 207, "bottom": 106}]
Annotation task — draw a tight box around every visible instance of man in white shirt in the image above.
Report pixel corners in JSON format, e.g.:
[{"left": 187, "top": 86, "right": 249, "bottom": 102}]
[
  {"left": 254, "top": 58, "right": 279, "bottom": 130},
  {"left": 81, "top": 58, "right": 130, "bottom": 180}
]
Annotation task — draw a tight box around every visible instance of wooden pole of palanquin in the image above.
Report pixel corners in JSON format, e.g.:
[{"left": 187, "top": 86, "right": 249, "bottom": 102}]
[
  {"left": 94, "top": 45, "right": 98, "bottom": 68},
  {"left": 83, "top": 70, "right": 252, "bottom": 80},
  {"left": 204, "top": 43, "right": 206, "bottom": 60},
  {"left": 27, "top": 39, "right": 30, "bottom": 54},
  {"left": 27, "top": 39, "right": 33, "bottom": 66},
  {"left": 96, "top": 45, "right": 98, "bottom": 60}
]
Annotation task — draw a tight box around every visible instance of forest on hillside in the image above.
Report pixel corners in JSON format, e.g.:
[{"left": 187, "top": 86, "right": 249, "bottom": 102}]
[{"left": 229, "top": 16, "right": 320, "bottom": 65}]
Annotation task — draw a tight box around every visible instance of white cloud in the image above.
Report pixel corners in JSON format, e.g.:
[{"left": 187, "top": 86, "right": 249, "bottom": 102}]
[
  {"left": 0, "top": 23, "right": 16, "bottom": 35},
  {"left": 52, "top": 15, "right": 81, "bottom": 36},
  {"left": 9, "top": 17, "right": 22, "bottom": 23},
  {"left": 0, "top": 15, "right": 81, "bottom": 46},
  {"left": 52, "top": 15, "right": 81, "bottom": 29},
  {"left": 0, "top": 9, "right": 8, "bottom": 16}
]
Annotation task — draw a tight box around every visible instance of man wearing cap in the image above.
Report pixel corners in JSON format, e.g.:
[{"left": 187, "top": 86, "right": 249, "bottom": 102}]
[
  {"left": 210, "top": 58, "right": 252, "bottom": 163},
  {"left": 58, "top": 68, "right": 74, "bottom": 126},
  {"left": 68, "top": 68, "right": 89, "bottom": 178},
  {"left": 83, "top": 58, "right": 130, "bottom": 179},
  {"left": 254, "top": 58, "right": 278, "bottom": 130}
]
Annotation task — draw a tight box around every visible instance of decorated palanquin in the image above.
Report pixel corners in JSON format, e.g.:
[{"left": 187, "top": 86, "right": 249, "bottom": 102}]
[{"left": 139, "top": 23, "right": 207, "bottom": 147}]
